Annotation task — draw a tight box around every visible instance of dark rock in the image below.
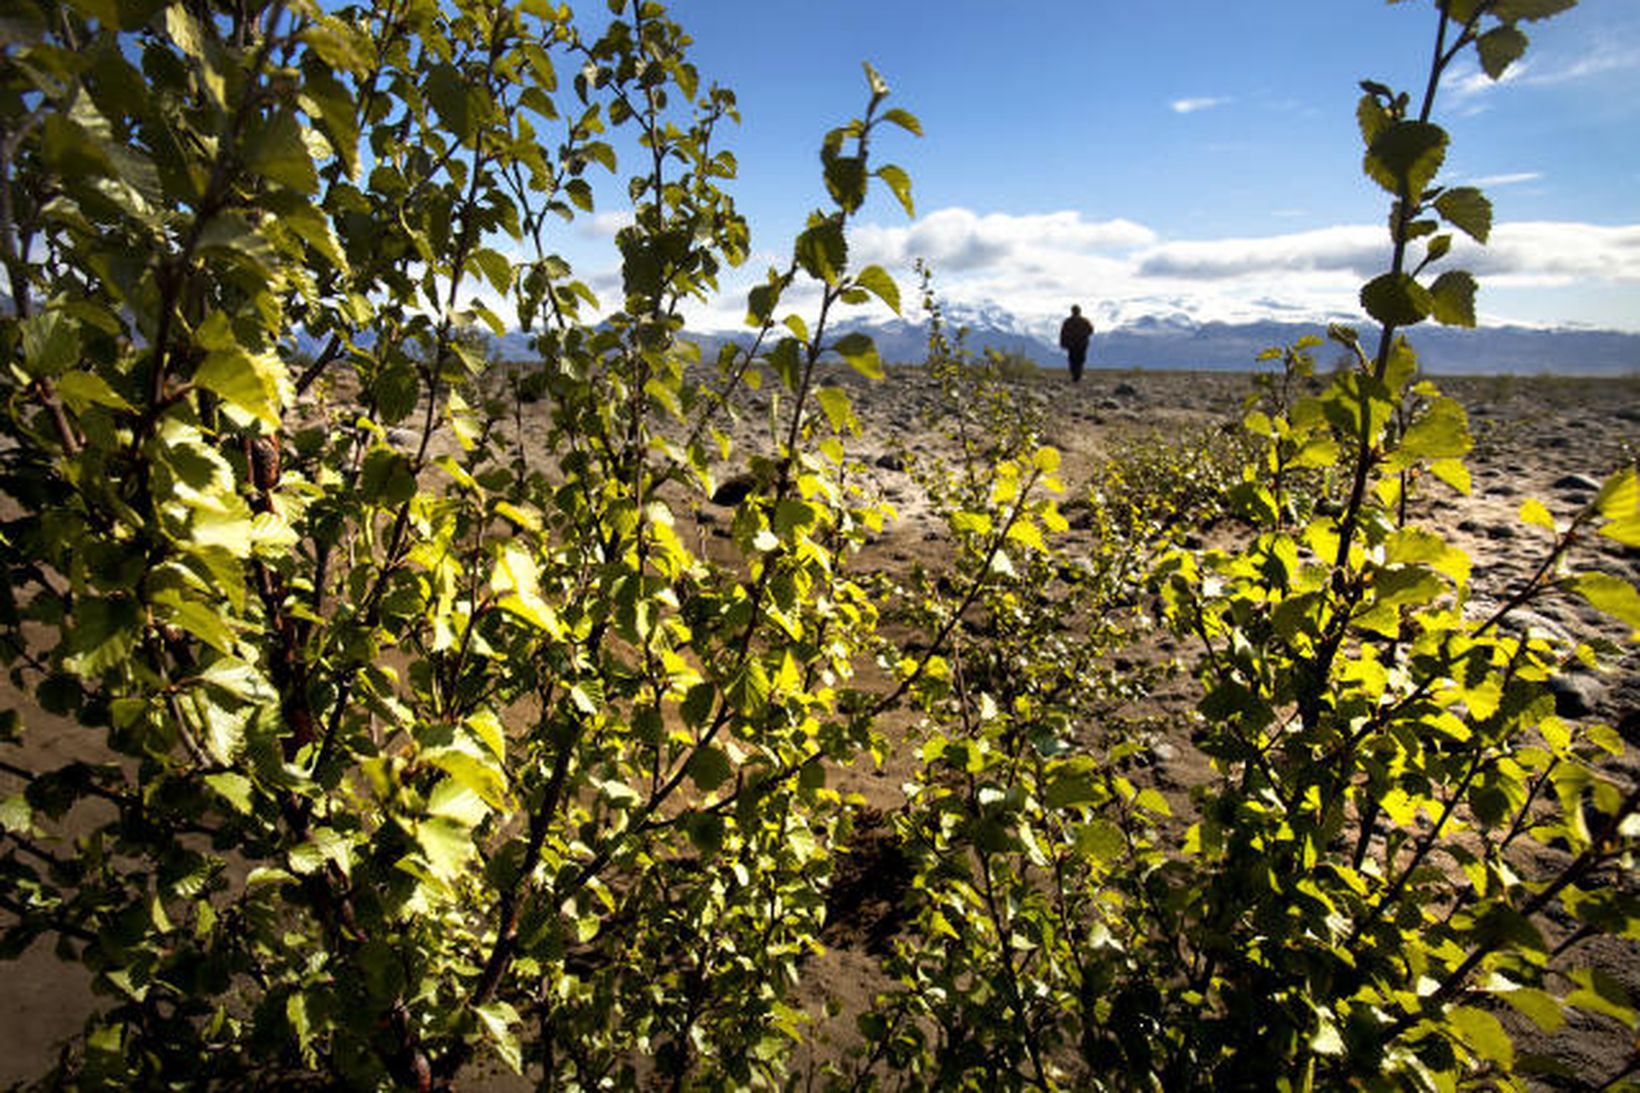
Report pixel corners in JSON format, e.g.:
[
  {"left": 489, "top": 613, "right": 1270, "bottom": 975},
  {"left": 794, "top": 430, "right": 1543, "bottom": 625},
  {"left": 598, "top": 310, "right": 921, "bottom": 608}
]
[
  {"left": 1552, "top": 473, "right": 1603, "bottom": 492},
  {"left": 874, "top": 452, "right": 906, "bottom": 472},
  {"left": 710, "top": 473, "right": 756, "bottom": 507},
  {"left": 1484, "top": 523, "right": 1516, "bottom": 540},
  {"left": 1548, "top": 673, "right": 1605, "bottom": 719},
  {"left": 1114, "top": 382, "right": 1139, "bottom": 397},
  {"left": 1542, "top": 435, "right": 1573, "bottom": 450}
]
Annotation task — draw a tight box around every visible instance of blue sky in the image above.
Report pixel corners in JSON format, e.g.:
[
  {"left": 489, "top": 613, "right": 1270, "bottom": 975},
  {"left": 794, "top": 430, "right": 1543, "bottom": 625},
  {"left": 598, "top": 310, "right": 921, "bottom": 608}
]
[{"left": 556, "top": 1, "right": 1640, "bottom": 337}]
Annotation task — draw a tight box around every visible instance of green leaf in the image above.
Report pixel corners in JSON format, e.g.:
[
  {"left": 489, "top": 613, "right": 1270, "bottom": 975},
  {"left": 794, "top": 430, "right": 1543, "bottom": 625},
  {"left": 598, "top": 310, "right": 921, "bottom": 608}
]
[
  {"left": 1073, "top": 819, "right": 1125, "bottom": 862},
  {"left": 815, "top": 386, "right": 857, "bottom": 434},
  {"left": 424, "top": 63, "right": 475, "bottom": 142},
  {"left": 1476, "top": 24, "right": 1530, "bottom": 79},
  {"left": 1135, "top": 787, "right": 1172, "bottom": 817},
  {"left": 1519, "top": 498, "right": 1556, "bottom": 531},
  {"left": 1449, "top": 1005, "right": 1514, "bottom": 1068},
  {"left": 205, "top": 772, "right": 255, "bottom": 815},
  {"left": 1572, "top": 571, "right": 1640, "bottom": 637},
  {"left": 56, "top": 370, "right": 133, "bottom": 414},
  {"left": 823, "top": 154, "right": 867, "bottom": 213},
  {"left": 1364, "top": 120, "right": 1447, "bottom": 197},
  {"left": 63, "top": 596, "right": 141, "bottom": 676},
  {"left": 684, "top": 812, "right": 725, "bottom": 857},
  {"left": 426, "top": 747, "right": 510, "bottom": 811},
  {"left": 862, "top": 61, "right": 890, "bottom": 102},
  {"left": 1430, "top": 458, "right": 1471, "bottom": 495},
  {"left": 833, "top": 332, "right": 884, "bottom": 380},
  {"left": 491, "top": 546, "right": 563, "bottom": 637},
  {"left": 1396, "top": 397, "right": 1471, "bottom": 462},
  {"left": 1595, "top": 468, "right": 1640, "bottom": 546},
  {"left": 881, "top": 107, "right": 923, "bottom": 136},
  {"left": 1492, "top": 0, "right": 1576, "bottom": 22},
  {"left": 1429, "top": 270, "right": 1477, "bottom": 327},
  {"left": 20, "top": 311, "right": 80, "bottom": 377},
  {"left": 243, "top": 110, "right": 318, "bottom": 195},
  {"left": 1356, "top": 93, "right": 1391, "bottom": 149},
  {"left": 1360, "top": 272, "right": 1432, "bottom": 327},
  {"left": 875, "top": 163, "right": 914, "bottom": 218},
  {"left": 1498, "top": 987, "right": 1566, "bottom": 1033},
  {"left": 472, "top": 248, "right": 513, "bottom": 295},
  {"left": 475, "top": 1001, "right": 523, "bottom": 1074},
  {"left": 687, "top": 745, "right": 731, "bottom": 793},
  {"left": 1434, "top": 186, "right": 1492, "bottom": 244},
  {"left": 0, "top": 794, "right": 32, "bottom": 834},
  {"left": 415, "top": 816, "right": 475, "bottom": 881},
  {"left": 854, "top": 264, "right": 901, "bottom": 314},
  {"left": 795, "top": 217, "right": 848, "bottom": 284},
  {"left": 1044, "top": 763, "right": 1101, "bottom": 809},
  {"left": 193, "top": 347, "right": 287, "bottom": 429}
]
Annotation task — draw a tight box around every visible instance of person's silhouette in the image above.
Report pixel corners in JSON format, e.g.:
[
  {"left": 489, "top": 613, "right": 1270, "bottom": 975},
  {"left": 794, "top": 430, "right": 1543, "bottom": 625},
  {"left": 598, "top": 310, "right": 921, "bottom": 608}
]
[{"left": 1059, "top": 305, "right": 1094, "bottom": 382}]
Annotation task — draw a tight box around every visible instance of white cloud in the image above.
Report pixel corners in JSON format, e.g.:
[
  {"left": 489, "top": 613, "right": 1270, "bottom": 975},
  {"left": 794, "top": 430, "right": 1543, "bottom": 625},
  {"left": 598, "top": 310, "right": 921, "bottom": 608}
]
[
  {"left": 577, "top": 210, "right": 635, "bottom": 240},
  {"left": 673, "top": 208, "right": 1640, "bottom": 336},
  {"left": 852, "top": 208, "right": 1155, "bottom": 272},
  {"left": 1170, "top": 96, "right": 1230, "bottom": 114},
  {"left": 1134, "top": 226, "right": 1385, "bottom": 280},
  {"left": 1456, "top": 222, "right": 1640, "bottom": 283}
]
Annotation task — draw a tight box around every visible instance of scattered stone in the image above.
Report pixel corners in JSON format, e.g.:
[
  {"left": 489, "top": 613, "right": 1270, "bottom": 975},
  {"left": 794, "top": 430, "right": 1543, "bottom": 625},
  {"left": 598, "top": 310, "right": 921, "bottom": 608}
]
[
  {"left": 1484, "top": 523, "right": 1516, "bottom": 540},
  {"left": 874, "top": 452, "right": 906, "bottom": 472},
  {"left": 1098, "top": 397, "right": 1122, "bottom": 411},
  {"left": 1542, "top": 435, "right": 1573, "bottom": 450},
  {"left": 1548, "top": 673, "right": 1605, "bottom": 720},
  {"left": 1113, "top": 382, "right": 1139, "bottom": 397},
  {"left": 1552, "top": 473, "right": 1603, "bottom": 492},
  {"left": 1617, "top": 407, "right": 1640, "bottom": 424},
  {"left": 1152, "top": 742, "right": 1179, "bottom": 763}
]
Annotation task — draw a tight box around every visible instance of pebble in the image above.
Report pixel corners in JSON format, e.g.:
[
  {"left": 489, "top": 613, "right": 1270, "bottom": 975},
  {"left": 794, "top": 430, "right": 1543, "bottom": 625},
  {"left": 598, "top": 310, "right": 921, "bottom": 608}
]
[{"left": 1552, "top": 473, "right": 1603, "bottom": 492}]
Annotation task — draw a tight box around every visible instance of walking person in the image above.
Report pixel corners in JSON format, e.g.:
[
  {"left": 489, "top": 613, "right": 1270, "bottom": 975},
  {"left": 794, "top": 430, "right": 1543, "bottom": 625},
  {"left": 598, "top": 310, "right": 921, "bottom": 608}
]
[{"left": 1059, "top": 305, "right": 1094, "bottom": 382}]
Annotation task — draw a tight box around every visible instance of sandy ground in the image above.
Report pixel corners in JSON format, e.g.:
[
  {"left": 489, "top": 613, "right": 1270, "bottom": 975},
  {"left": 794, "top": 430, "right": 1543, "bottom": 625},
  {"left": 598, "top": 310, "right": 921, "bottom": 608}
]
[{"left": 3, "top": 363, "right": 1637, "bottom": 1088}]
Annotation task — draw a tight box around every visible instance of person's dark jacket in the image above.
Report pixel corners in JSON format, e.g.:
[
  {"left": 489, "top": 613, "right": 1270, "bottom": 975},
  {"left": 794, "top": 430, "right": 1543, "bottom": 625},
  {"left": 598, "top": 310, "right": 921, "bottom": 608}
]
[{"left": 1059, "top": 313, "right": 1093, "bottom": 350}]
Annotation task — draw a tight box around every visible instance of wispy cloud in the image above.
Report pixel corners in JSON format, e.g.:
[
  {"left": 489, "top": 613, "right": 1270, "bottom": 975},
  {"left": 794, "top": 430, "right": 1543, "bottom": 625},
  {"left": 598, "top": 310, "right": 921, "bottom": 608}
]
[
  {"left": 1521, "top": 44, "right": 1640, "bottom": 87},
  {"left": 1448, "top": 40, "right": 1640, "bottom": 104},
  {"left": 1469, "top": 171, "right": 1543, "bottom": 188},
  {"left": 1170, "top": 96, "right": 1229, "bottom": 115}
]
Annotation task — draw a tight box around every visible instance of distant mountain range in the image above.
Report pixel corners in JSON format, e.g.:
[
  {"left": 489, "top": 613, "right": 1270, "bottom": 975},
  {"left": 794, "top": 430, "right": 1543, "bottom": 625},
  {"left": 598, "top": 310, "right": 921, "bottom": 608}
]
[{"left": 485, "top": 303, "right": 1640, "bottom": 377}]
